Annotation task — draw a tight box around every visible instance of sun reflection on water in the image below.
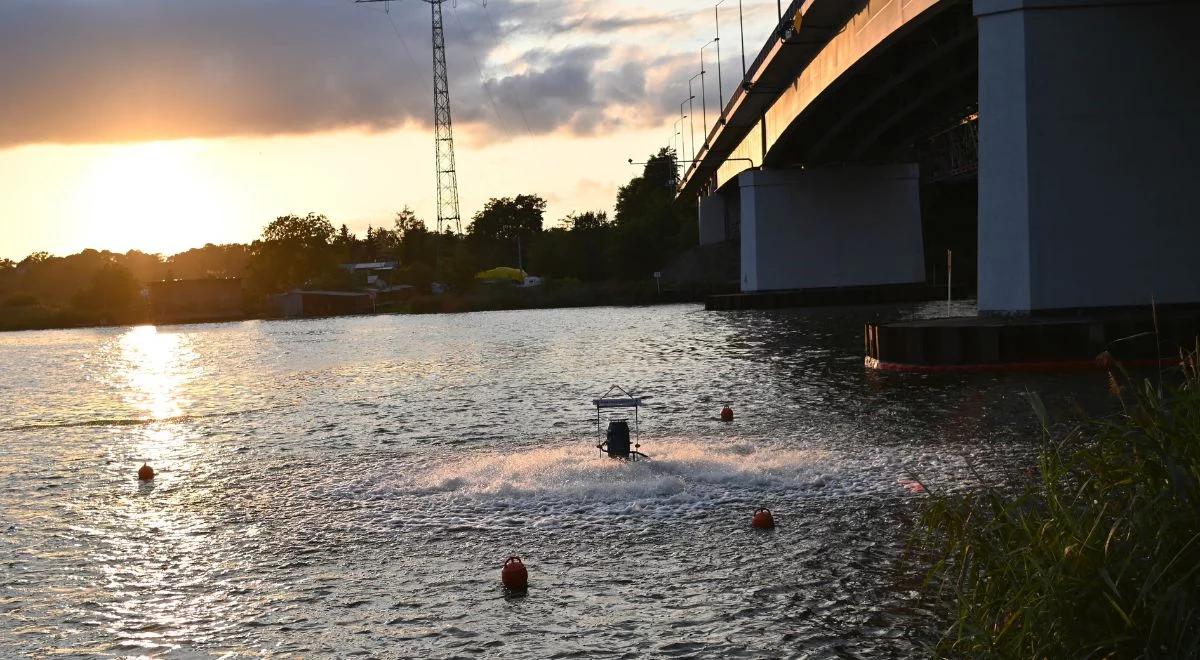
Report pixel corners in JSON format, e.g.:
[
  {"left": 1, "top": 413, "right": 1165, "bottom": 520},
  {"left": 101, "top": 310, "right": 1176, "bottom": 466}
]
[{"left": 118, "top": 326, "right": 198, "bottom": 421}]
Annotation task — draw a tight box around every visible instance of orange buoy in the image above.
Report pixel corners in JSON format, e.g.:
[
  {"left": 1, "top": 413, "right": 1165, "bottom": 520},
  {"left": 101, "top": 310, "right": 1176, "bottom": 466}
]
[
  {"left": 897, "top": 478, "right": 926, "bottom": 494},
  {"left": 501, "top": 556, "right": 528, "bottom": 590},
  {"left": 720, "top": 406, "right": 734, "bottom": 422},
  {"left": 751, "top": 507, "right": 775, "bottom": 530},
  {"left": 137, "top": 463, "right": 155, "bottom": 481}
]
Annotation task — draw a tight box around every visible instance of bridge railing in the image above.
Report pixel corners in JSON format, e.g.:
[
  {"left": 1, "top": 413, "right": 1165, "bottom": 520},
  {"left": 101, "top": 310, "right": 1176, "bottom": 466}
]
[{"left": 680, "top": 0, "right": 854, "bottom": 195}]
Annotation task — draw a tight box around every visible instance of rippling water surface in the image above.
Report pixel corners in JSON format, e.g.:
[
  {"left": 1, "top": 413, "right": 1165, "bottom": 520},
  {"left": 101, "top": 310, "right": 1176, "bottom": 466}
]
[{"left": 0, "top": 303, "right": 1113, "bottom": 657}]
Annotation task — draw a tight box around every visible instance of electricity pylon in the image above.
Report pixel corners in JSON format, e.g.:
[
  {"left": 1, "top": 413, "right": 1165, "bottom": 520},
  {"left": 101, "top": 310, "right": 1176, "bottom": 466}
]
[{"left": 356, "top": 0, "right": 473, "bottom": 236}]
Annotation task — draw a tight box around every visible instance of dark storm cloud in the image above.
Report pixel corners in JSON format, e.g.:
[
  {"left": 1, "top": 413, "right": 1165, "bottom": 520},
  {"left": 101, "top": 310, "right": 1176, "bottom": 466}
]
[
  {"left": 549, "top": 13, "right": 665, "bottom": 34},
  {"left": 0, "top": 0, "right": 436, "bottom": 145},
  {"left": 0, "top": 0, "right": 682, "bottom": 148},
  {"left": 482, "top": 46, "right": 610, "bottom": 134}
]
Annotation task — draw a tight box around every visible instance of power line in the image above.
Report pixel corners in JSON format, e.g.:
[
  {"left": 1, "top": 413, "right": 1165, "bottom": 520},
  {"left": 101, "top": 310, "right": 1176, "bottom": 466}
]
[
  {"left": 386, "top": 9, "right": 433, "bottom": 92},
  {"left": 345, "top": 0, "right": 432, "bottom": 98},
  {"left": 356, "top": 0, "right": 464, "bottom": 263},
  {"left": 450, "top": 4, "right": 514, "bottom": 141},
  {"left": 477, "top": 2, "right": 535, "bottom": 139}
]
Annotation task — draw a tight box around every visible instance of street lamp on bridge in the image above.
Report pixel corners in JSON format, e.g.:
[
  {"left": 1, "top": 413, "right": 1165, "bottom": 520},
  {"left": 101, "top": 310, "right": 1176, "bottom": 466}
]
[
  {"left": 700, "top": 38, "right": 719, "bottom": 139},
  {"left": 713, "top": 1, "right": 729, "bottom": 113},
  {"left": 687, "top": 74, "right": 703, "bottom": 162},
  {"left": 716, "top": 0, "right": 748, "bottom": 80},
  {"left": 680, "top": 99, "right": 693, "bottom": 163},
  {"left": 671, "top": 117, "right": 686, "bottom": 175}
]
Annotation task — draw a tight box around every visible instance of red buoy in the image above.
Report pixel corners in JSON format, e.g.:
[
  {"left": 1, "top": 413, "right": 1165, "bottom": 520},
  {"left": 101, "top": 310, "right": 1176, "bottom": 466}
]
[
  {"left": 720, "top": 406, "right": 734, "bottom": 422},
  {"left": 137, "top": 463, "right": 155, "bottom": 482},
  {"left": 501, "top": 556, "right": 528, "bottom": 590},
  {"left": 751, "top": 507, "right": 775, "bottom": 530}
]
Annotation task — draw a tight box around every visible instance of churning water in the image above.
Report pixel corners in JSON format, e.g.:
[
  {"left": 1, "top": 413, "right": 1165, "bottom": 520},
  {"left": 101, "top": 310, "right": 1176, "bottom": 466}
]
[{"left": 0, "top": 303, "right": 1112, "bottom": 657}]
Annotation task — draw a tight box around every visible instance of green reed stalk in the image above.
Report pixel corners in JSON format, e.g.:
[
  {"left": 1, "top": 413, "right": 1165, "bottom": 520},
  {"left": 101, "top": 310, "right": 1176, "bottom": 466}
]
[{"left": 917, "top": 353, "right": 1200, "bottom": 658}]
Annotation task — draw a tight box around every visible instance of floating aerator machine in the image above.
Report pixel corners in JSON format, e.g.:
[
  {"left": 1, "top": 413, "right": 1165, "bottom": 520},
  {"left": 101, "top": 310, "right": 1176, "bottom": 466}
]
[{"left": 593, "top": 385, "right": 648, "bottom": 461}]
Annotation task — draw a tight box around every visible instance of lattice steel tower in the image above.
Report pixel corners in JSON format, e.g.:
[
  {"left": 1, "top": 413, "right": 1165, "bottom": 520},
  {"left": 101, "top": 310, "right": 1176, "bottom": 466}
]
[
  {"left": 357, "top": 0, "right": 467, "bottom": 235},
  {"left": 427, "top": 0, "right": 461, "bottom": 234}
]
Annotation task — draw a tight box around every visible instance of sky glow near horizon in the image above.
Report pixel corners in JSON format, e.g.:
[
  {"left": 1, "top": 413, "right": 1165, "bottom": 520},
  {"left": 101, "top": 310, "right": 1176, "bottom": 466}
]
[{"left": 0, "top": 0, "right": 781, "bottom": 261}]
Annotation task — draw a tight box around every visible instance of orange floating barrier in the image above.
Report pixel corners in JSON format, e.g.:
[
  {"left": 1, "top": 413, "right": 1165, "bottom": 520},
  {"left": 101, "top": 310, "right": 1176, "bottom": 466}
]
[
  {"left": 720, "top": 406, "right": 734, "bottom": 422},
  {"left": 137, "top": 463, "right": 155, "bottom": 482}
]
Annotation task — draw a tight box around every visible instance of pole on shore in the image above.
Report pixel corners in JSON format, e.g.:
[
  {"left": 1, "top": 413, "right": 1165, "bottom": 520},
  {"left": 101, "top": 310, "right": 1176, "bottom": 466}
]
[{"left": 946, "top": 249, "right": 953, "bottom": 315}]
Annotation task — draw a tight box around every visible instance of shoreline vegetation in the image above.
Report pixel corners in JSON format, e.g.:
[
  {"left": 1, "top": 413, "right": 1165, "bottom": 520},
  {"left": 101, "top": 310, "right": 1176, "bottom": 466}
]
[
  {"left": 916, "top": 351, "right": 1200, "bottom": 656},
  {"left": 0, "top": 278, "right": 704, "bottom": 333},
  {"left": 2, "top": 149, "right": 723, "bottom": 333}
]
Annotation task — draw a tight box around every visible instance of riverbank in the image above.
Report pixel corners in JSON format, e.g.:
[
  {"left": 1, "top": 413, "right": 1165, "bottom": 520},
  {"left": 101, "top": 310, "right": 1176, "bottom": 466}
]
[
  {"left": 0, "top": 302, "right": 148, "bottom": 332},
  {"left": 0, "top": 279, "right": 709, "bottom": 332},
  {"left": 916, "top": 354, "right": 1200, "bottom": 656},
  {"left": 389, "top": 279, "right": 699, "bottom": 315}
]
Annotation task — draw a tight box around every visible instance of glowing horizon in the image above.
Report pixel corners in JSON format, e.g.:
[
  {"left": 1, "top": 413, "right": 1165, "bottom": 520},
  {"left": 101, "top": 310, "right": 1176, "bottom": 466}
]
[
  {"left": 0, "top": 0, "right": 782, "bottom": 261},
  {"left": 0, "top": 124, "right": 673, "bottom": 261}
]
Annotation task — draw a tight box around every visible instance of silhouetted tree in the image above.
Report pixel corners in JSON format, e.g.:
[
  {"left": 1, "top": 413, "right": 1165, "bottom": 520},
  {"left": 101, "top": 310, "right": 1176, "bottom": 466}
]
[
  {"left": 72, "top": 262, "right": 140, "bottom": 315},
  {"left": 19, "top": 252, "right": 51, "bottom": 268},
  {"left": 612, "top": 148, "right": 695, "bottom": 278},
  {"left": 567, "top": 211, "right": 609, "bottom": 232},
  {"left": 468, "top": 195, "right": 546, "bottom": 242},
  {"left": 394, "top": 207, "right": 425, "bottom": 238},
  {"left": 122, "top": 250, "right": 167, "bottom": 283},
  {"left": 467, "top": 194, "right": 547, "bottom": 271},
  {"left": 261, "top": 213, "right": 335, "bottom": 245},
  {"left": 167, "top": 243, "right": 250, "bottom": 279},
  {"left": 248, "top": 213, "right": 337, "bottom": 293}
]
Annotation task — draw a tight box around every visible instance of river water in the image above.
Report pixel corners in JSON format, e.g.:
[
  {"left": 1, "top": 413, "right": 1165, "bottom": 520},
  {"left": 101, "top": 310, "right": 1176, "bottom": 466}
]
[{"left": 0, "top": 303, "right": 1113, "bottom": 657}]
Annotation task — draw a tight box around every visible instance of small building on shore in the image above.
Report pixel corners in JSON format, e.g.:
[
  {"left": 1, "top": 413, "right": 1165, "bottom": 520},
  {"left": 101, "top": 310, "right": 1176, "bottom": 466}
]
[
  {"left": 148, "top": 278, "right": 245, "bottom": 324},
  {"left": 340, "top": 262, "right": 399, "bottom": 289},
  {"left": 269, "top": 290, "right": 374, "bottom": 318}
]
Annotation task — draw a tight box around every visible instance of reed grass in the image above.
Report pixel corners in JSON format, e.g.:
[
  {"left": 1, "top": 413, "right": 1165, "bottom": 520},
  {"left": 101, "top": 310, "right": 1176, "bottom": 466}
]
[{"left": 918, "top": 347, "right": 1200, "bottom": 658}]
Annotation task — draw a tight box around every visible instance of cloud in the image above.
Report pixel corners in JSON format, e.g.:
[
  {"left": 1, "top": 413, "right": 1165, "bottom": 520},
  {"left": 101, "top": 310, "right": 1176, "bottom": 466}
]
[
  {"left": 479, "top": 46, "right": 610, "bottom": 135},
  {"left": 0, "top": 0, "right": 730, "bottom": 149},
  {"left": 548, "top": 12, "right": 668, "bottom": 34}
]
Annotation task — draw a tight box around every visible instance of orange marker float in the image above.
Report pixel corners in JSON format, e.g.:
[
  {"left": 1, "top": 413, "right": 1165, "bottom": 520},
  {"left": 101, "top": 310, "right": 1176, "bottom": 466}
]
[
  {"left": 501, "top": 556, "right": 528, "bottom": 590},
  {"left": 751, "top": 507, "right": 775, "bottom": 530}
]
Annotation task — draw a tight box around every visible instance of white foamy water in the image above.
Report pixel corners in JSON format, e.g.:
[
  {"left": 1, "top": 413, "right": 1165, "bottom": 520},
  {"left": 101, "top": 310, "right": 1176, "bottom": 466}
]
[{"left": 0, "top": 303, "right": 1110, "bottom": 657}]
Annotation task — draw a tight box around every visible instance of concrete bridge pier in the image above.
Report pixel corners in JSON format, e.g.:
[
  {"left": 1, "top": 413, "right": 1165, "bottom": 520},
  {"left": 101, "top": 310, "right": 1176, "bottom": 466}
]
[
  {"left": 737, "top": 164, "right": 926, "bottom": 293},
  {"left": 976, "top": 0, "right": 1200, "bottom": 314},
  {"left": 698, "top": 187, "right": 739, "bottom": 246}
]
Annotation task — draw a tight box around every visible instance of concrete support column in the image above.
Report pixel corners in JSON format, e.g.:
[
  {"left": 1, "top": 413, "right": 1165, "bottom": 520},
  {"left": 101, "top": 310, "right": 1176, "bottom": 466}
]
[
  {"left": 698, "top": 187, "right": 742, "bottom": 245},
  {"left": 976, "top": 0, "right": 1200, "bottom": 314},
  {"left": 738, "top": 164, "right": 925, "bottom": 292},
  {"left": 698, "top": 193, "right": 727, "bottom": 245}
]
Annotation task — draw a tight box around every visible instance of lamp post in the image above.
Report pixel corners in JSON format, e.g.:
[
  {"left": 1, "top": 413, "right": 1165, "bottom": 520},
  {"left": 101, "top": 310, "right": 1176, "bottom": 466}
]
[
  {"left": 679, "top": 100, "right": 690, "bottom": 163},
  {"left": 714, "top": 1, "right": 728, "bottom": 111},
  {"left": 700, "top": 39, "right": 718, "bottom": 139},
  {"left": 738, "top": 0, "right": 746, "bottom": 77},
  {"left": 687, "top": 74, "right": 703, "bottom": 161},
  {"left": 671, "top": 117, "right": 685, "bottom": 176}
]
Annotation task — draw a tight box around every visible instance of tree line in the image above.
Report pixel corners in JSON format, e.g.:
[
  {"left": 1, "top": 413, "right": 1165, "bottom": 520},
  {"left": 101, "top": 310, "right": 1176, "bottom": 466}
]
[{"left": 0, "top": 148, "right": 695, "bottom": 327}]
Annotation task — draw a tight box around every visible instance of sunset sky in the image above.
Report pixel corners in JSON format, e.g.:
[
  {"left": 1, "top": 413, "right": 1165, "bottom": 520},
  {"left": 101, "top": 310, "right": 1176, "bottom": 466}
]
[{"left": 0, "top": 0, "right": 781, "bottom": 261}]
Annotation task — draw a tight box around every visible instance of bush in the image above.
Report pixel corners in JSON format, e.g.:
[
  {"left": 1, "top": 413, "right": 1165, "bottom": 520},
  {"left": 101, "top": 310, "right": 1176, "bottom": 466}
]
[
  {"left": 919, "top": 353, "right": 1200, "bottom": 657},
  {"left": 2, "top": 293, "right": 37, "bottom": 308}
]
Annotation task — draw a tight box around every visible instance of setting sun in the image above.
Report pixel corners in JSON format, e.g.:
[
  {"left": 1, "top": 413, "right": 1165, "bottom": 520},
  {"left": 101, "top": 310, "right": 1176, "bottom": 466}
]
[{"left": 70, "top": 141, "right": 236, "bottom": 256}]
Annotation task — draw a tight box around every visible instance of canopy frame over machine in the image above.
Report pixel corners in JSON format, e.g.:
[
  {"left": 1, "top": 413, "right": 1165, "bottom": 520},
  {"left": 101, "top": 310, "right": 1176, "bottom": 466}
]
[{"left": 592, "top": 385, "right": 646, "bottom": 460}]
